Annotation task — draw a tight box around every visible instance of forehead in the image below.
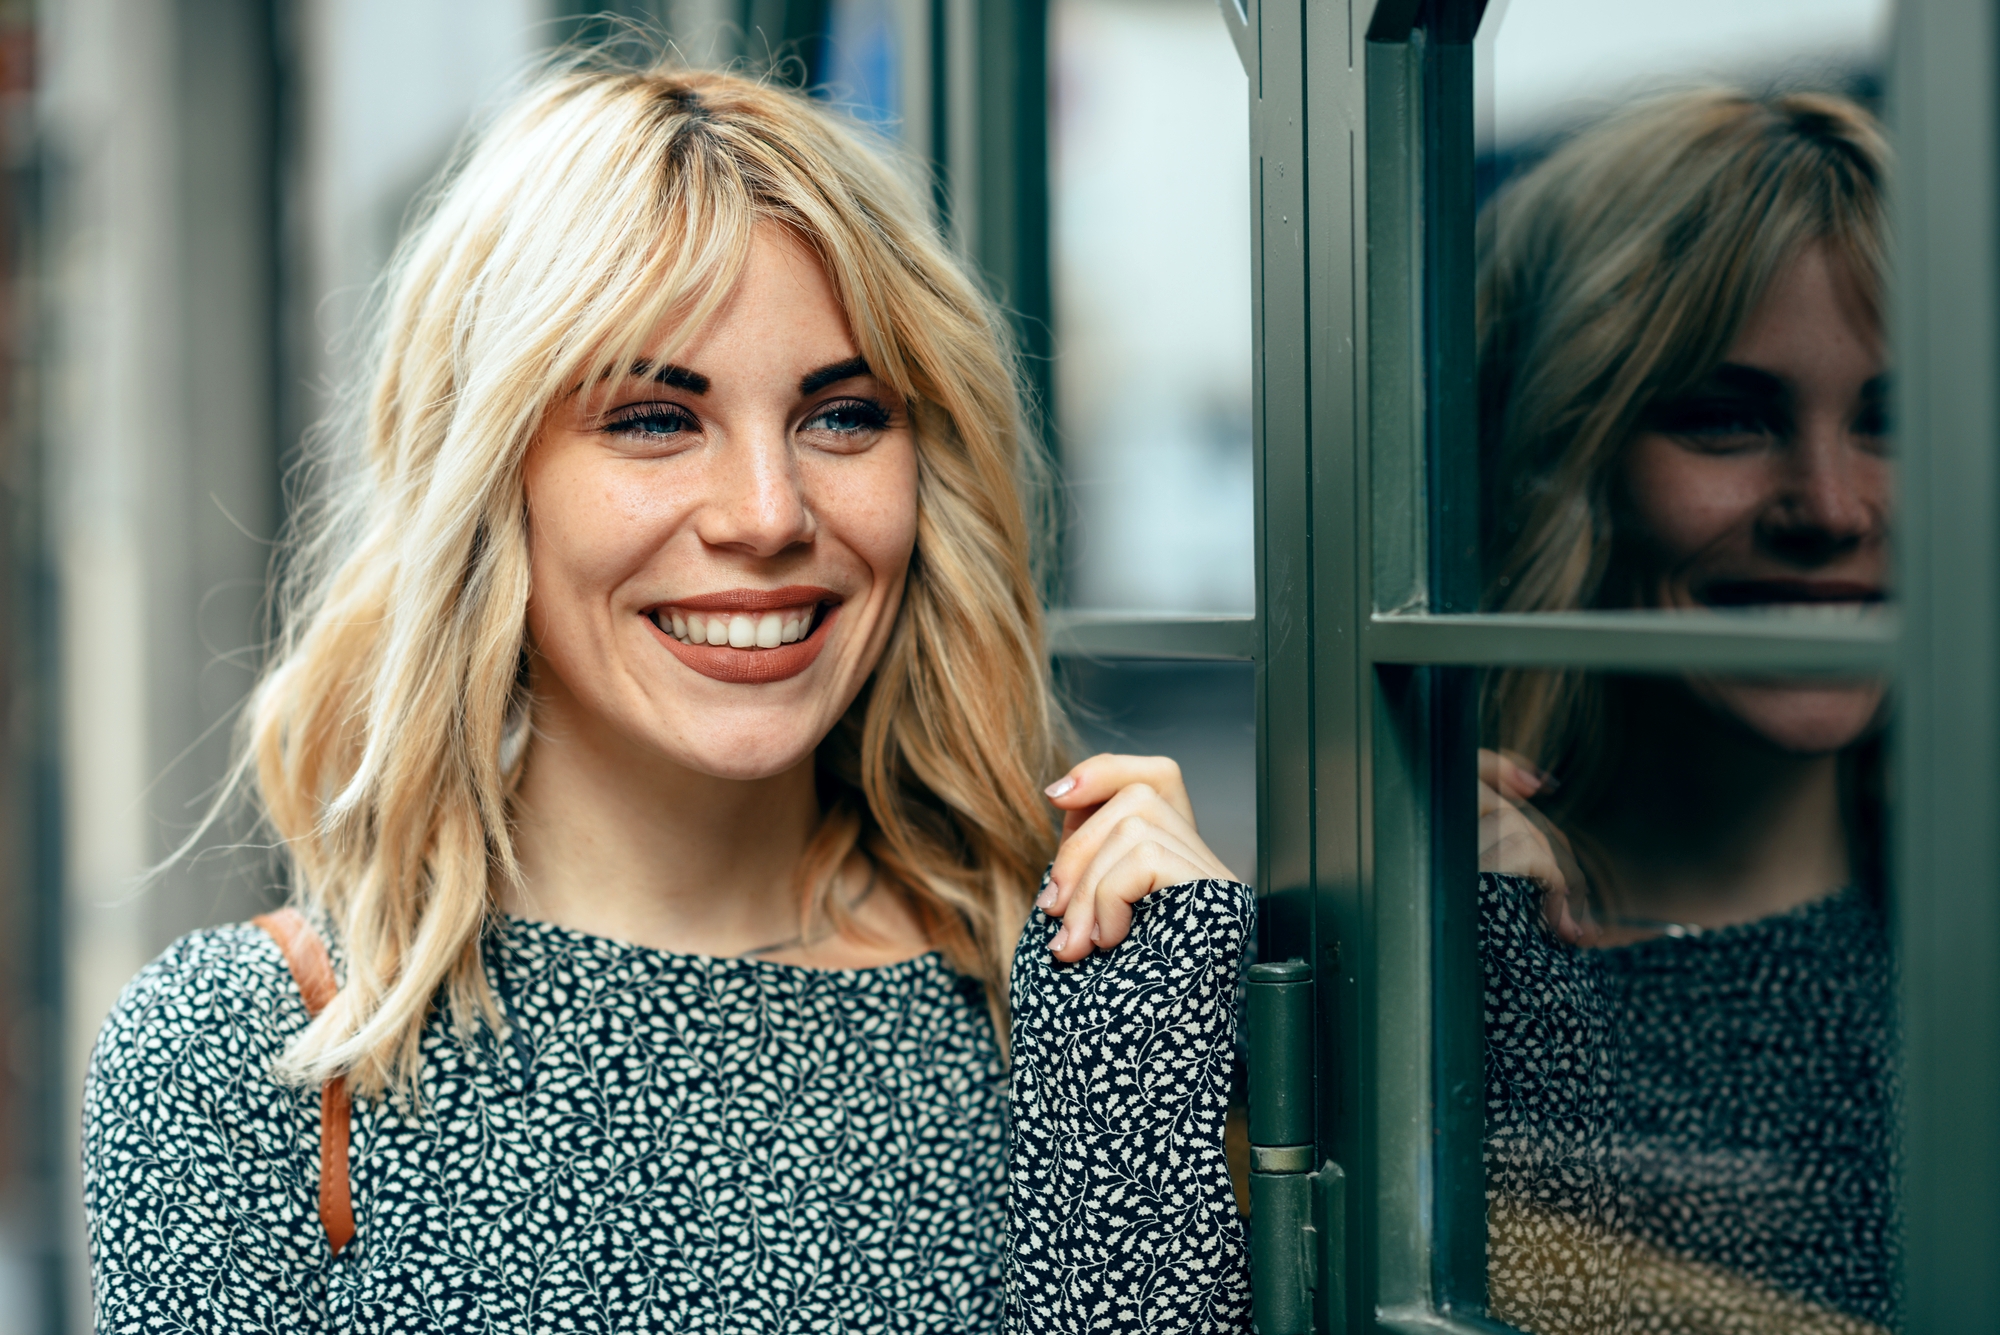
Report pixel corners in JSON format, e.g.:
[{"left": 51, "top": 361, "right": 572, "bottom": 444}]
[
  {"left": 1725, "top": 243, "right": 1883, "bottom": 375},
  {"left": 635, "top": 225, "right": 858, "bottom": 376}
]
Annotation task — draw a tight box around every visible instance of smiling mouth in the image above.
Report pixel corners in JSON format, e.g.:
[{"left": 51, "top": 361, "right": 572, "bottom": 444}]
[
  {"left": 651, "top": 601, "right": 829, "bottom": 650},
  {"left": 644, "top": 586, "right": 842, "bottom": 685},
  {"left": 1700, "top": 579, "right": 1887, "bottom": 608}
]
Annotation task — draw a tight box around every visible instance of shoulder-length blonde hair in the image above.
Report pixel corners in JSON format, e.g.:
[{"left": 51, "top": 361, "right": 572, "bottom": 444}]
[
  {"left": 1479, "top": 89, "right": 1888, "bottom": 797},
  {"left": 249, "top": 61, "right": 1063, "bottom": 1096}
]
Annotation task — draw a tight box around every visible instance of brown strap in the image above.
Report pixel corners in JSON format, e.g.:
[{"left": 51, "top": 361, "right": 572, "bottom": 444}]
[{"left": 254, "top": 909, "right": 356, "bottom": 1255}]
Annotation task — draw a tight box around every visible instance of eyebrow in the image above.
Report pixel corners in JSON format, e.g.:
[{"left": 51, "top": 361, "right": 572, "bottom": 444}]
[
  {"left": 632, "top": 361, "right": 710, "bottom": 394},
  {"left": 800, "top": 357, "right": 871, "bottom": 395}
]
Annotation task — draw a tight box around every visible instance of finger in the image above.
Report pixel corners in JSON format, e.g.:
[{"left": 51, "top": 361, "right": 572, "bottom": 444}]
[
  {"left": 1478, "top": 748, "right": 1545, "bottom": 804},
  {"left": 1052, "top": 809, "right": 1223, "bottom": 959},
  {"left": 1050, "top": 836, "right": 1217, "bottom": 962},
  {"left": 1046, "top": 785, "right": 1209, "bottom": 914},
  {"left": 1479, "top": 814, "right": 1567, "bottom": 897},
  {"left": 1045, "top": 754, "right": 1194, "bottom": 827},
  {"left": 1086, "top": 842, "right": 1217, "bottom": 953}
]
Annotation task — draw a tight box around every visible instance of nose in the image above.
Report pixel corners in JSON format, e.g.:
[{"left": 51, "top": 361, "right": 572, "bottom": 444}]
[
  {"left": 1760, "top": 427, "right": 1882, "bottom": 566},
  {"left": 696, "top": 424, "right": 814, "bottom": 558}
]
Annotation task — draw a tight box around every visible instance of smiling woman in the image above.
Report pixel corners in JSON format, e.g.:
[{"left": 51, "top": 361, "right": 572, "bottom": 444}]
[{"left": 77, "top": 58, "right": 1250, "bottom": 1333}]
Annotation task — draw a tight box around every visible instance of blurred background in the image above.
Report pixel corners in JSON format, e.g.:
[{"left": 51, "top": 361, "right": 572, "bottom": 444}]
[{"left": 0, "top": 1, "right": 1256, "bottom": 1328}]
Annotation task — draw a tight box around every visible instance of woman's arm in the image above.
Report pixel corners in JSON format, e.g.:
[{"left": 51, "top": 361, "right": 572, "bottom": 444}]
[
  {"left": 84, "top": 926, "right": 335, "bottom": 1333},
  {"left": 1007, "top": 755, "right": 1253, "bottom": 1334}
]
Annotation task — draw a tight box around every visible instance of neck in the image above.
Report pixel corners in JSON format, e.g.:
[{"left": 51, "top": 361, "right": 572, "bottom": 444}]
[
  {"left": 506, "top": 683, "right": 824, "bottom": 958},
  {"left": 1577, "top": 679, "right": 1851, "bottom": 935}
]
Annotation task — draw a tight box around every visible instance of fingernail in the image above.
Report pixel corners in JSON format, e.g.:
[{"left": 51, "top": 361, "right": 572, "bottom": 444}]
[
  {"left": 1036, "top": 881, "right": 1057, "bottom": 910},
  {"left": 1050, "top": 925, "right": 1069, "bottom": 952},
  {"left": 1045, "top": 776, "right": 1077, "bottom": 799},
  {"left": 1089, "top": 923, "right": 1101, "bottom": 945}
]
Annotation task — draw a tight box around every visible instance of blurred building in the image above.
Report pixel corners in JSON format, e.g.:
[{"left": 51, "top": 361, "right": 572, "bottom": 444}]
[{"left": 1, "top": 1, "right": 1256, "bottom": 1329}]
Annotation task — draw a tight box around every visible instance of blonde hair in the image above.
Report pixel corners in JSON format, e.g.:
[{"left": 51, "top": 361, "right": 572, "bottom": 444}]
[
  {"left": 248, "top": 61, "right": 1063, "bottom": 1096},
  {"left": 1479, "top": 89, "right": 1888, "bottom": 788}
]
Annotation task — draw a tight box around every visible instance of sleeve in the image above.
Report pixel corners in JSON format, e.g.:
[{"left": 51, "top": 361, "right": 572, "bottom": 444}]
[
  {"left": 1479, "top": 871, "right": 1630, "bottom": 1333},
  {"left": 1004, "top": 874, "right": 1255, "bottom": 1335},
  {"left": 83, "top": 925, "right": 337, "bottom": 1334}
]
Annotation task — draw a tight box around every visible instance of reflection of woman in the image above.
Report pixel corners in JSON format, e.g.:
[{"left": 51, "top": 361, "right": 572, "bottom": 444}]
[
  {"left": 81, "top": 64, "right": 1252, "bottom": 1330},
  {"left": 1475, "top": 91, "right": 1893, "bottom": 1332}
]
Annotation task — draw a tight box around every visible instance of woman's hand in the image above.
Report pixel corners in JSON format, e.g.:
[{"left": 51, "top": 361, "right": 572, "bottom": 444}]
[
  {"left": 1479, "top": 749, "right": 1592, "bottom": 945},
  {"left": 1038, "top": 754, "right": 1236, "bottom": 964}
]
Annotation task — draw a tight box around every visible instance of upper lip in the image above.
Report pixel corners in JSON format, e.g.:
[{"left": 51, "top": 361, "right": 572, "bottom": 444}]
[
  {"left": 655, "top": 585, "right": 840, "bottom": 612},
  {"left": 1698, "top": 579, "right": 1887, "bottom": 607}
]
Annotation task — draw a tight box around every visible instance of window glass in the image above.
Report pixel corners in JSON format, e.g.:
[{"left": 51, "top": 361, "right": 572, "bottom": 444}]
[
  {"left": 1474, "top": 0, "right": 1892, "bottom": 622},
  {"left": 1051, "top": 0, "right": 1252, "bottom": 612},
  {"left": 1057, "top": 659, "right": 1256, "bottom": 882},
  {"left": 1476, "top": 666, "right": 1893, "bottom": 1332}
]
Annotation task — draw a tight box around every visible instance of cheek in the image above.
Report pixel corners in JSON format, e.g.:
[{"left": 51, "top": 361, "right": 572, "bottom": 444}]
[
  {"left": 1622, "top": 435, "right": 1768, "bottom": 561},
  {"left": 815, "top": 443, "right": 920, "bottom": 583},
  {"left": 523, "top": 449, "right": 686, "bottom": 640}
]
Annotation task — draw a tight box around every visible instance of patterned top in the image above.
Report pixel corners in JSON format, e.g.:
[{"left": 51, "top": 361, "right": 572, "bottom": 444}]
[
  {"left": 84, "top": 877, "right": 1257, "bottom": 1334},
  {"left": 1482, "top": 872, "right": 1897, "bottom": 1334}
]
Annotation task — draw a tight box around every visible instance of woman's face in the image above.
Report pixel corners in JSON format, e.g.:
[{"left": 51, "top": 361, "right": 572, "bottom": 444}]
[
  {"left": 1620, "top": 241, "right": 1889, "bottom": 753},
  {"left": 523, "top": 224, "right": 918, "bottom": 781}
]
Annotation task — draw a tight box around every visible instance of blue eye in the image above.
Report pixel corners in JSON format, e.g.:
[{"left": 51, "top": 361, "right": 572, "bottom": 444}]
[
  {"left": 605, "top": 405, "right": 698, "bottom": 438},
  {"left": 803, "top": 399, "right": 892, "bottom": 436}
]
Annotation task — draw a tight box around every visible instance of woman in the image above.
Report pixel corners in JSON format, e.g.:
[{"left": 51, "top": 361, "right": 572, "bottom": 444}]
[
  {"left": 82, "top": 62, "right": 1251, "bottom": 1332},
  {"left": 1474, "top": 91, "right": 1894, "bottom": 1333}
]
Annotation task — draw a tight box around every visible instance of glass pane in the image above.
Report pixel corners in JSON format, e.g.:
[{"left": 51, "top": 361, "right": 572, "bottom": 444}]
[
  {"left": 1056, "top": 659, "right": 1256, "bottom": 882},
  {"left": 1475, "top": 666, "right": 1894, "bottom": 1332},
  {"left": 1051, "top": 0, "right": 1252, "bottom": 612},
  {"left": 1474, "top": 1, "right": 1893, "bottom": 624}
]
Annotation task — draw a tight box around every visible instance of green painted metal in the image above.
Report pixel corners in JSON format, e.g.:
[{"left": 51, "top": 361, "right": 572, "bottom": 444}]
[
  {"left": 1893, "top": 2, "right": 2000, "bottom": 1330},
  {"left": 1313, "top": 1163, "right": 1350, "bottom": 1335},
  {"left": 1366, "top": 609, "right": 1897, "bottom": 673},
  {"left": 1045, "top": 612, "right": 1258, "bottom": 662},
  {"left": 1248, "top": 960, "right": 1315, "bottom": 1149},
  {"left": 1251, "top": 1170, "right": 1317, "bottom": 1335}
]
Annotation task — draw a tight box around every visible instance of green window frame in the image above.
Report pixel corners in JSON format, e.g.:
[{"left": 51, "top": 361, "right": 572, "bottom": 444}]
[{"left": 1233, "top": 0, "right": 1996, "bottom": 1331}]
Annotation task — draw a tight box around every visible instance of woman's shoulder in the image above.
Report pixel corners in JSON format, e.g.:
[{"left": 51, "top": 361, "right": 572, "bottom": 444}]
[{"left": 88, "top": 919, "right": 312, "bottom": 1095}]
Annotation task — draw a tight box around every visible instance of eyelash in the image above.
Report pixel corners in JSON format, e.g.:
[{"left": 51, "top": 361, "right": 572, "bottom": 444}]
[
  {"left": 597, "top": 397, "right": 892, "bottom": 446},
  {"left": 802, "top": 398, "right": 892, "bottom": 437},
  {"left": 602, "top": 403, "right": 699, "bottom": 440}
]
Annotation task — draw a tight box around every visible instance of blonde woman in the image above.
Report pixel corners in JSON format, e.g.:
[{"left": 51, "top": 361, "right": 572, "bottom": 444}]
[
  {"left": 82, "top": 64, "right": 1252, "bottom": 1332},
  {"left": 1474, "top": 92, "right": 1894, "bottom": 1333}
]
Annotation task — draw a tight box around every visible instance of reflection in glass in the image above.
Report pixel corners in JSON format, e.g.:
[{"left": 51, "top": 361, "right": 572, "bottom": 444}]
[
  {"left": 1051, "top": 0, "right": 1251, "bottom": 612},
  {"left": 1471, "top": 82, "right": 1896, "bottom": 1335},
  {"left": 1478, "top": 672, "right": 1891, "bottom": 1332}
]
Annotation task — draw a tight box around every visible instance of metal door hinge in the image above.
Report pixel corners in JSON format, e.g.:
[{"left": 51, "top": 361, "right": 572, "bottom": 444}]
[{"left": 1246, "top": 961, "right": 1347, "bottom": 1334}]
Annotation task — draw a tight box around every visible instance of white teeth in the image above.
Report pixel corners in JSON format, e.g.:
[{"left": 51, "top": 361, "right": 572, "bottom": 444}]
[{"left": 661, "top": 603, "right": 820, "bottom": 649}]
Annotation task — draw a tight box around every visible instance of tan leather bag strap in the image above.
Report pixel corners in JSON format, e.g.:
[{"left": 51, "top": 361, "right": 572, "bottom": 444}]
[{"left": 253, "top": 908, "right": 356, "bottom": 1255}]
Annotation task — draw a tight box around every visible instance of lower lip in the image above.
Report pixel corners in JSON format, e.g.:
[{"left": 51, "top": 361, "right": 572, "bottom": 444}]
[{"left": 650, "top": 605, "right": 840, "bottom": 684}]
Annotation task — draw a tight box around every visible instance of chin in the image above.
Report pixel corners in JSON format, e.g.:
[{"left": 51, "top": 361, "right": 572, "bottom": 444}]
[
  {"left": 666, "top": 726, "right": 824, "bottom": 783},
  {"left": 1700, "top": 678, "right": 1888, "bottom": 756}
]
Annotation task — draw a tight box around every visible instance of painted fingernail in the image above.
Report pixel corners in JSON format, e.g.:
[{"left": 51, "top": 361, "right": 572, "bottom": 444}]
[
  {"left": 1036, "top": 881, "right": 1057, "bottom": 910},
  {"left": 1050, "top": 925, "right": 1069, "bottom": 952},
  {"left": 1045, "top": 776, "right": 1077, "bottom": 799}
]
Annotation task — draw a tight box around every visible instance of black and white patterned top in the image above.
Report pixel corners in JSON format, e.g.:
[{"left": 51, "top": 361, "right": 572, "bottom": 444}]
[
  {"left": 84, "top": 877, "right": 1256, "bottom": 1334},
  {"left": 1481, "top": 872, "right": 1898, "bottom": 1333}
]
